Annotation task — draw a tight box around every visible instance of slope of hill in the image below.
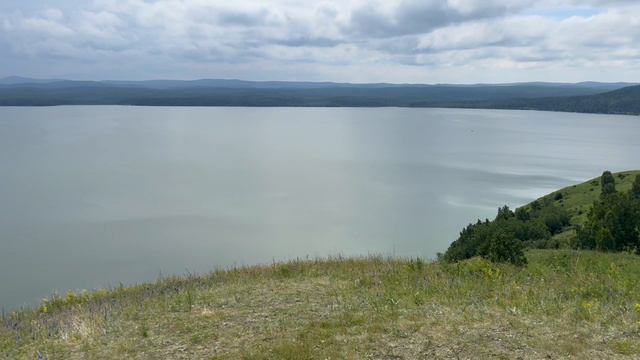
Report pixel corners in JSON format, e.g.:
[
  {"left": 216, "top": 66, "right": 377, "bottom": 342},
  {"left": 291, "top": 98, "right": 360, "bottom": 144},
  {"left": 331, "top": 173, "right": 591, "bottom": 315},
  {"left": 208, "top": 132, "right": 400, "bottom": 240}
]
[
  {"left": 3, "top": 250, "right": 640, "bottom": 359},
  {"left": 478, "top": 85, "right": 640, "bottom": 115},
  {"left": 522, "top": 170, "right": 640, "bottom": 246},
  {"left": 444, "top": 170, "right": 640, "bottom": 261},
  {"left": 526, "top": 170, "right": 640, "bottom": 228}
]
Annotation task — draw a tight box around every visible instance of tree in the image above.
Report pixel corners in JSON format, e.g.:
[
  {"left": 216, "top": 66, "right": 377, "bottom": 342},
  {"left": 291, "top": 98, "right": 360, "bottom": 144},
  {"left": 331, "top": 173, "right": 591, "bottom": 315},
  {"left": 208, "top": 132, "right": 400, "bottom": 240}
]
[
  {"left": 542, "top": 206, "right": 571, "bottom": 234},
  {"left": 444, "top": 220, "right": 489, "bottom": 262},
  {"left": 444, "top": 202, "right": 570, "bottom": 263},
  {"left": 531, "top": 200, "right": 541, "bottom": 211},
  {"left": 601, "top": 171, "right": 616, "bottom": 197},
  {"left": 515, "top": 207, "right": 530, "bottom": 221},
  {"left": 485, "top": 231, "right": 527, "bottom": 266},
  {"left": 631, "top": 175, "right": 640, "bottom": 201},
  {"left": 578, "top": 179, "right": 640, "bottom": 253},
  {"left": 595, "top": 227, "right": 615, "bottom": 251},
  {"left": 496, "top": 205, "right": 514, "bottom": 221}
]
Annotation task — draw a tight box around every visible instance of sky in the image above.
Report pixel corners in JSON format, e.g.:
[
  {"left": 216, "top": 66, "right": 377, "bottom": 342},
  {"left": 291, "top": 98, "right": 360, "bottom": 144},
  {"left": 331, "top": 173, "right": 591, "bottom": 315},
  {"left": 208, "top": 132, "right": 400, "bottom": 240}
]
[{"left": 0, "top": 0, "right": 639, "bottom": 83}]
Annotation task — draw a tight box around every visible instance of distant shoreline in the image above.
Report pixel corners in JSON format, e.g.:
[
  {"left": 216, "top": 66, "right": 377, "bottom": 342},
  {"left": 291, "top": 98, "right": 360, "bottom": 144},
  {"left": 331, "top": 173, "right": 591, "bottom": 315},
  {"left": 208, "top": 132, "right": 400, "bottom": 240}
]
[
  {"left": 1, "top": 103, "right": 638, "bottom": 116},
  {"left": 1, "top": 79, "right": 639, "bottom": 115}
]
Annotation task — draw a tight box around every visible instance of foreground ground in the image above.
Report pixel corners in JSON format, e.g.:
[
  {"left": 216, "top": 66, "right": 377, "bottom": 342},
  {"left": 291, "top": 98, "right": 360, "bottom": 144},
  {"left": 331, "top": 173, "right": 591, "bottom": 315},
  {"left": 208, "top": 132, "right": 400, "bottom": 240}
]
[{"left": 2, "top": 250, "right": 640, "bottom": 359}]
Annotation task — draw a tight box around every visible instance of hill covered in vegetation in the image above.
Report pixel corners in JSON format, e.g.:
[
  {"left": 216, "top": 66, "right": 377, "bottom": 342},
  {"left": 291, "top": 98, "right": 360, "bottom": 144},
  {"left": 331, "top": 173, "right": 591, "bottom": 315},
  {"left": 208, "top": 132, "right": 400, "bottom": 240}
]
[
  {"left": 470, "top": 85, "right": 640, "bottom": 115},
  {"left": 1, "top": 78, "right": 639, "bottom": 115},
  {"left": 445, "top": 170, "right": 640, "bottom": 264}
]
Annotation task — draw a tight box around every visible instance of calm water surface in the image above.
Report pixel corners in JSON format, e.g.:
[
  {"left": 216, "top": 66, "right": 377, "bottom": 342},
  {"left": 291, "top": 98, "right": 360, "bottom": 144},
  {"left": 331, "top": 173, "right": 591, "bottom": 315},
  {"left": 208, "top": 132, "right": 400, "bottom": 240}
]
[{"left": 1, "top": 106, "right": 639, "bottom": 308}]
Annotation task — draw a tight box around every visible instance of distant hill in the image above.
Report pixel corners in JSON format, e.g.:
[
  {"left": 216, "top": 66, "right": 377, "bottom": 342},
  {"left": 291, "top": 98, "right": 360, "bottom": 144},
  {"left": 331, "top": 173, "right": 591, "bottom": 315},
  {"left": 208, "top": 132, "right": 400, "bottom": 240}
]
[
  {"left": 492, "top": 84, "right": 640, "bottom": 115},
  {"left": 0, "top": 76, "right": 638, "bottom": 114},
  {"left": 0, "top": 77, "right": 633, "bottom": 91},
  {"left": 0, "top": 76, "right": 65, "bottom": 85}
]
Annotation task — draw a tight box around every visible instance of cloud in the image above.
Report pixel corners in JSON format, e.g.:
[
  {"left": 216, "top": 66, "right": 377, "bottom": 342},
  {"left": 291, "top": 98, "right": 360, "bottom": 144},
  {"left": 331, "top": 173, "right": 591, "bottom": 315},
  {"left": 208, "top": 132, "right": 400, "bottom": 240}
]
[
  {"left": 0, "top": 0, "right": 639, "bottom": 82},
  {"left": 344, "top": 0, "right": 531, "bottom": 38}
]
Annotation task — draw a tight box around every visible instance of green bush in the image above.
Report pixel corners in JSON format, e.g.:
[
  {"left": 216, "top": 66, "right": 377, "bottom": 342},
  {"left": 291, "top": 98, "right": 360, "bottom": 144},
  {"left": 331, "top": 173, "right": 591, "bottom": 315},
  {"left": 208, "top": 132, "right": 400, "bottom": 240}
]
[
  {"left": 485, "top": 231, "right": 527, "bottom": 266},
  {"left": 444, "top": 204, "right": 567, "bottom": 264}
]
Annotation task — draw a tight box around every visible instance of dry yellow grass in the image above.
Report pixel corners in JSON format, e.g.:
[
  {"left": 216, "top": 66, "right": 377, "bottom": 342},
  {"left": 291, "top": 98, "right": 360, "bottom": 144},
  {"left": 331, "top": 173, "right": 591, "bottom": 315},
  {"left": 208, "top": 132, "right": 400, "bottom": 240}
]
[{"left": 2, "top": 250, "right": 640, "bottom": 359}]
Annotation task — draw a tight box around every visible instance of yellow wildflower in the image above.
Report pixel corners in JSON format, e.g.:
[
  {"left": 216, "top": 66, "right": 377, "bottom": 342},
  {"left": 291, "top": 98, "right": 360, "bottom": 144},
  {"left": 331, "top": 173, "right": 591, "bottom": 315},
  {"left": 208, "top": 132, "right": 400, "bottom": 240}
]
[{"left": 39, "top": 299, "right": 49, "bottom": 314}]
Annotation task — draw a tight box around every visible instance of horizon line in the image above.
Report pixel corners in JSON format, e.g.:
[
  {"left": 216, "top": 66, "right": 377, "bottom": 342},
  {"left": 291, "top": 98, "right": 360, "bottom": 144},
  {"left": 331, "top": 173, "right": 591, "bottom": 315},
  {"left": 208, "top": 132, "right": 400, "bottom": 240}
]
[{"left": 0, "top": 75, "right": 637, "bottom": 87}]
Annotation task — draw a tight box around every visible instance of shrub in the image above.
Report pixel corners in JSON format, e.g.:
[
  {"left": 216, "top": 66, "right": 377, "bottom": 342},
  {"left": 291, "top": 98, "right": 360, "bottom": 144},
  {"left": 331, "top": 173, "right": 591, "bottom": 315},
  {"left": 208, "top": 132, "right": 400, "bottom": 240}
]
[
  {"left": 444, "top": 203, "right": 567, "bottom": 263},
  {"left": 632, "top": 175, "right": 640, "bottom": 201},
  {"left": 601, "top": 171, "right": 616, "bottom": 197},
  {"left": 484, "top": 231, "right": 527, "bottom": 266},
  {"left": 542, "top": 207, "right": 570, "bottom": 234}
]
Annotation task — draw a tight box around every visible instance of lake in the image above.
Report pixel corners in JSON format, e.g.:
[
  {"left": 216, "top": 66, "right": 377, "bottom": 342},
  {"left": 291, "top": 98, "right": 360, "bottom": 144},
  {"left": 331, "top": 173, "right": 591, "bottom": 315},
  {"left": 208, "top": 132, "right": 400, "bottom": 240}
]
[{"left": 1, "top": 106, "right": 639, "bottom": 309}]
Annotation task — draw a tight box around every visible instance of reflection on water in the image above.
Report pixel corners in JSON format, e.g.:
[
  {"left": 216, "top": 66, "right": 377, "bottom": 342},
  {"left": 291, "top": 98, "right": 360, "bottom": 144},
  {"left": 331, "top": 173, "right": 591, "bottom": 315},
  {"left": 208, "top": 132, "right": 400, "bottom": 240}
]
[{"left": 1, "top": 106, "right": 639, "bottom": 308}]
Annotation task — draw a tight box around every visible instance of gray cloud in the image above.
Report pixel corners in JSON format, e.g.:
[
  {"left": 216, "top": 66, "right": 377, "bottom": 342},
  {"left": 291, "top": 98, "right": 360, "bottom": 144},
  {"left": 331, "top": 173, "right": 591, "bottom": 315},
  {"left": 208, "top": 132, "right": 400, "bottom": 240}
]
[
  {"left": 344, "top": 0, "right": 527, "bottom": 38},
  {"left": 0, "top": 0, "right": 639, "bottom": 82}
]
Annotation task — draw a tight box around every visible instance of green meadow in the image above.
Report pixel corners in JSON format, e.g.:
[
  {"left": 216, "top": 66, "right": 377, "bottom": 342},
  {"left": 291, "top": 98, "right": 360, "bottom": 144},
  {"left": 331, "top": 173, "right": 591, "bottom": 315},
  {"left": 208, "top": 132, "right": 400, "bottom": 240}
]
[{"left": 3, "top": 250, "right": 640, "bottom": 359}]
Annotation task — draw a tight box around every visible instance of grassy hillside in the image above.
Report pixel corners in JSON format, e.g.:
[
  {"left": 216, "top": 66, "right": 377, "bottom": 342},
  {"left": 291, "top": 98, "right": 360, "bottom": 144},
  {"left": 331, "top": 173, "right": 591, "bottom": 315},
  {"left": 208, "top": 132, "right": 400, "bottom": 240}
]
[
  {"left": 522, "top": 170, "right": 640, "bottom": 244},
  {"left": 3, "top": 250, "right": 640, "bottom": 359}
]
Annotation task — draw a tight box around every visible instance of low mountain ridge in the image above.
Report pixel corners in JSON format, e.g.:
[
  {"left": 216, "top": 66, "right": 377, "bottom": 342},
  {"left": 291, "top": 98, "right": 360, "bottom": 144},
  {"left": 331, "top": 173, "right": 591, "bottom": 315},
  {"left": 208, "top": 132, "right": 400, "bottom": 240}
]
[
  {"left": 477, "top": 84, "right": 640, "bottom": 115},
  {"left": 0, "top": 76, "right": 639, "bottom": 114}
]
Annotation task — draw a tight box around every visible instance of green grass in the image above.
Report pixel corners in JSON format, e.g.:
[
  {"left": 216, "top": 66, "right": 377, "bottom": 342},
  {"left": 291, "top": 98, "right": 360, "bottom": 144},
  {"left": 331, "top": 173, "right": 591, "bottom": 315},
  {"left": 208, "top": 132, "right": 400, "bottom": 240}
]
[{"left": 3, "top": 250, "right": 640, "bottom": 359}]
